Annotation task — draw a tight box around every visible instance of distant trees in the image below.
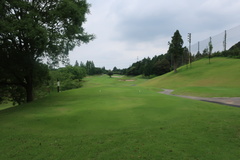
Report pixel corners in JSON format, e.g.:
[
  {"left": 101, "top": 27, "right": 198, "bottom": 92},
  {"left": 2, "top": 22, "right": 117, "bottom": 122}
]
[
  {"left": 107, "top": 71, "right": 113, "bottom": 78},
  {"left": 126, "top": 55, "right": 171, "bottom": 77},
  {"left": 208, "top": 37, "right": 213, "bottom": 64},
  {"left": 152, "top": 59, "right": 171, "bottom": 75},
  {"left": 77, "top": 60, "right": 106, "bottom": 75},
  {"left": 212, "top": 41, "right": 240, "bottom": 58},
  {"left": 167, "top": 30, "right": 184, "bottom": 72},
  {"left": 125, "top": 30, "right": 192, "bottom": 77},
  {"left": 50, "top": 65, "right": 86, "bottom": 91}
]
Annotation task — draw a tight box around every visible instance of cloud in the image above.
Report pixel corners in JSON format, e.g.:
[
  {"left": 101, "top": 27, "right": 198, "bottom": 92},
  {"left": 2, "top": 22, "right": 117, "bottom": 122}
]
[{"left": 69, "top": 0, "right": 240, "bottom": 69}]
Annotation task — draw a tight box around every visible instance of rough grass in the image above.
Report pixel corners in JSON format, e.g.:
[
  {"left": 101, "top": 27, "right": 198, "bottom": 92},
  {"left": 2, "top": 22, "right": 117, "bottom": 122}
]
[
  {"left": 0, "top": 75, "right": 240, "bottom": 160},
  {"left": 140, "top": 57, "right": 240, "bottom": 97}
]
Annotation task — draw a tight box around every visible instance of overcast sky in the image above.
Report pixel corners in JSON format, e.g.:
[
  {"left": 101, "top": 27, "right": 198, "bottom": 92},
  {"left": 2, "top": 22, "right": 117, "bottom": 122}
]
[{"left": 69, "top": 0, "right": 240, "bottom": 69}]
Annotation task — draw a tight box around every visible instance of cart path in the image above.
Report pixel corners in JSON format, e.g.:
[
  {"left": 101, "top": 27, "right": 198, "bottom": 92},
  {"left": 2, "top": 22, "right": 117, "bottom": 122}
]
[{"left": 159, "top": 89, "right": 240, "bottom": 108}]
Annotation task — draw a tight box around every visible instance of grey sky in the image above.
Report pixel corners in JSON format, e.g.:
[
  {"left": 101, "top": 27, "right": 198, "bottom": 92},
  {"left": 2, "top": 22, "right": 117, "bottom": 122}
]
[{"left": 69, "top": 0, "right": 240, "bottom": 69}]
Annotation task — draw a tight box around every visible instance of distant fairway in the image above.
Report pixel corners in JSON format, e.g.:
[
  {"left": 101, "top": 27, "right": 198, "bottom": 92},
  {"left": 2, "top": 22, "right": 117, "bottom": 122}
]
[
  {"left": 0, "top": 67, "right": 240, "bottom": 159},
  {"left": 140, "top": 57, "right": 240, "bottom": 97}
]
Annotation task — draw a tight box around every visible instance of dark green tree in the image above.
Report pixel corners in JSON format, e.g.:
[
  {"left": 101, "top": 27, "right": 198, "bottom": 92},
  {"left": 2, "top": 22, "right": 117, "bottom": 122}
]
[
  {"left": 202, "top": 48, "right": 209, "bottom": 57},
  {"left": 85, "top": 60, "right": 95, "bottom": 75},
  {"left": 74, "top": 60, "right": 79, "bottom": 67},
  {"left": 152, "top": 59, "right": 170, "bottom": 75},
  {"left": 208, "top": 37, "right": 213, "bottom": 64},
  {"left": 49, "top": 65, "right": 86, "bottom": 91},
  {"left": 143, "top": 57, "right": 152, "bottom": 77},
  {"left": 0, "top": 0, "right": 94, "bottom": 103},
  {"left": 195, "top": 51, "right": 202, "bottom": 60},
  {"left": 167, "top": 30, "right": 184, "bottom": 72},
  {"left": 107, "top": 71, "right": 113, "bottom": 78}
]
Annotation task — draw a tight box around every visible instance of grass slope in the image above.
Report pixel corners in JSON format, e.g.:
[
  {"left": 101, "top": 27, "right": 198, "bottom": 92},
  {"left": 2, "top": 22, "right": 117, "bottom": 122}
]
[
  {"left": 140, "top": 57, "right": 240, "bottom": 97},
  {"left": 0, "top": 75, "right": 240, "bottom": 160}
]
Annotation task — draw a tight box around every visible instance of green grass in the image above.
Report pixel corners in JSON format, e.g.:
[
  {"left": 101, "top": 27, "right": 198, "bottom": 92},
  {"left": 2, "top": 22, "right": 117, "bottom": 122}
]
[
  {"left": 0, "top": 102, "right": 14, "bottom": 111},
  {"left": 140, "top": 57, "right": 240, "bottom": 97},
  {"left": 0, "top": 74, "right": 240, "bottom": 160}
]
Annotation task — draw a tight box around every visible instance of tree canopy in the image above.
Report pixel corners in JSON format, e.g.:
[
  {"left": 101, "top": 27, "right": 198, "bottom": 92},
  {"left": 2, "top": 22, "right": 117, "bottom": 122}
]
[
  {"left": 167, "top": 30, "right": 184, "bottom": 72},
  {"left": 0, "top": 0, "right": 94, "bottom": 104}
]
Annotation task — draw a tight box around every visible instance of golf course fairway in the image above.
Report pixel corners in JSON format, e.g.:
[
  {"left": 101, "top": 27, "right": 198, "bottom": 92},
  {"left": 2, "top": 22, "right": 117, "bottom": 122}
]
[{"left": 0, "top": 58, "right": 240, "bottom": 160}]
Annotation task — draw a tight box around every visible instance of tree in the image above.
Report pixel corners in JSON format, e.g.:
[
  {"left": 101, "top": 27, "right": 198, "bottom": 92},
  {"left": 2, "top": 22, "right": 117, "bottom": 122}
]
[
  {"left": 0, "top": 0, "right": 94, "bottom": 103},
  {"left": 202, "top": 48, "right": 209, "bottom": 57},
  {"left": 167, "top": 30, "right": 184, "bottom": 72},
  {"left": 107, "top": 71, "right": 113, "bottom": 78},
  {"left": 143, "top": 57, "right": 152, "bottom": 77},
  {"left": 49, "top": 65, "right": 86, "bottom": 92},
  {"left": 85, "top": 60, "right": 95, "bottom": 75},
  {"left": 208, "top": 37, "right": 213, "bottom": 64},
  {"left": 152, "top": 59, "right": 170, "bottom": 76},
  {"left": 74, "top": 60, "right": 79, "bottom": 67}
]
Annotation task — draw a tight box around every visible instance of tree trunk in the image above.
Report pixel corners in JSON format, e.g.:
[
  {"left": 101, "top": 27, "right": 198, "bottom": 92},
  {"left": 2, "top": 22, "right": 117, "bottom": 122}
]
[
  {"left": 173, "top": 59, "right": 177, "bottom": 73},
  {"left": 25, "top": 75, "right": 34, "bottom": 102}
]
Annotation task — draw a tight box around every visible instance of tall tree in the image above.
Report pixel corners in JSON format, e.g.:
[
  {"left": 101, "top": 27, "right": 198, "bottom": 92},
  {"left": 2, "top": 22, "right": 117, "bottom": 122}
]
[
  {"left": 208, "top": 37, "right": 213, "bottom": 64},
  {"left": 0, "top": 0, "right": 94, "bottom": 103},
  {"left": 74, "top": 60, "right": 79, "bottom": 67},
  {"left": 168, "top": 30, "right": 184, "bottom": 72}
]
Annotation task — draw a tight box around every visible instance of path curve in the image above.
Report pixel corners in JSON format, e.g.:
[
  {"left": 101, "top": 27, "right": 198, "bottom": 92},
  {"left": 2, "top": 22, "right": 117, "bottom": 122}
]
[{"left": 159, "top": 89, "right": 240, "bottom": 108}]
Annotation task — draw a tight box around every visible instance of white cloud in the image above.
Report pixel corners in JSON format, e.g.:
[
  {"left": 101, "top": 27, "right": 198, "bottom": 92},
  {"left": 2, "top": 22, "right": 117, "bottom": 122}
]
[{"left": 69, "top": 0, "right": 240, "bottom": 69}]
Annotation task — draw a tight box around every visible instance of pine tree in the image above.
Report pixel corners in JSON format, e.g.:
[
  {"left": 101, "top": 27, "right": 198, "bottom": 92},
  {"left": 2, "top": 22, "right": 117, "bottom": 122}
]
[{"left": 168, "top": 30, "right": 184, "bottom": 73}]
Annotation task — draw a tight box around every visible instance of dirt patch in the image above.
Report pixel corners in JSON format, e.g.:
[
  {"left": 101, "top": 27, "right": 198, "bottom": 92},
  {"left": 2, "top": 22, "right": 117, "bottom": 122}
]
[
  {"left": 112, "top": 76, "right": 123, "bottom": 78},
  {"left": 119, "top": 79, "right": 135, "bottom": 81},
  {"left": 160, "top": 89, "right": 240, "bottom": 108}
]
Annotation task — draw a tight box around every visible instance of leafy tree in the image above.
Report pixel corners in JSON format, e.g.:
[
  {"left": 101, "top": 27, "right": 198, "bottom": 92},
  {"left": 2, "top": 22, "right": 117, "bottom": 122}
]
[
  {"left": 49, "top": 65, "right": 86, "bottom": 92},
  {"left": 195, "top": 51, "right": 202, "bottom": 60},
  {"left": 202, "top": 48, "right": 209, "bottom": 57},
  {"left": 168, "top": 30, "right": 184, "bottom": 72},
  {"left": 182, "top": 46, "right": 189, "bottom": 66},
  {"left": 0, "top": 0, "right": 94, "bottom": 103},
  {"left": 113, "top": 67, "right": 117, "bottom": 72},
  {"left": 107, "top": 71, "right": 113, "bottom": 78},
  {"left": 85, "top": 60, "right": 96, "bottom": 75},
  {"left": 74, "top": 60, "right": 79, "bottom": 67},
  {"left": 80, "top": 61, "right": 86, "bottom": 68},
  {"left": 208, "top": 37, "right": 213, "bottom": 64},
  {"left": 152, "top": 59, "right": 170, "bottom": 75},
  {"left": 126, "top": 61, "right": 142, "bottom": 76},
  {"left": 143, "top": 57, "right": 152, "bottom": 77},
  {"left": 94, "top": 67, "right": 103, "bottom": 74}
]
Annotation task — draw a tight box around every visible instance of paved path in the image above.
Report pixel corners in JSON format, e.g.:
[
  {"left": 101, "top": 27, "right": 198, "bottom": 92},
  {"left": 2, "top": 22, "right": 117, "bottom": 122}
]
[{"left": 159, "top": 89, "right": 240, "bottom": 108}]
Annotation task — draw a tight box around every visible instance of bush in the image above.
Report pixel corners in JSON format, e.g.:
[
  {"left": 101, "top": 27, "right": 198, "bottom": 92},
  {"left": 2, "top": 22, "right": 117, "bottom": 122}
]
[{"left": 49, "top": 66, "right": 86, "bottom": 92}]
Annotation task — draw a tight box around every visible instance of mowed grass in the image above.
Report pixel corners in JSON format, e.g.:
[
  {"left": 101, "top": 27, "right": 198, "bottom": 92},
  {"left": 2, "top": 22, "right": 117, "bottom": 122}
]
[
  {"left": 140, "top": 57, "right": 240, "bottom": 97},
  {"left": 0, "top": 75, "right": 240, "bottom": 160}
]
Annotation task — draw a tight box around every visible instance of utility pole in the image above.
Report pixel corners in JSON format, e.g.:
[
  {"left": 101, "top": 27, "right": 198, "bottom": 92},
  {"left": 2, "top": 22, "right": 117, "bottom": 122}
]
[
  {"left": 188, "top": 33, "right": 191, "bottom": 67},
  {"left": 223, "top": 30, "right": 227, "bottom": 51}
]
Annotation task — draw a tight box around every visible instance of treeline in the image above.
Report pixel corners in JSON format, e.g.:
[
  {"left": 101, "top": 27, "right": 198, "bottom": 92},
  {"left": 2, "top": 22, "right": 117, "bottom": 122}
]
[
  {"left": 125, "top": 48, "right": 189, "bottom": 77},
  {"left": 121, "top": 30, "right": 191, "bottom": 77},
  {"left": 118, "top": 35, "right": 240, "bottom": 78},
  {"left": 1, "top": 60, "right": 106, "bottom": 105},
  {"left": 74, "top": 60, "right": 107, "bottom": 75},
  {"left": 195, "top": 41, "right": 240, "bottom": 59},
  {"left": 124, "top": 41, "right": 240, "bottom": 78},
  {"left": 49, "top": 60, "right": 107, "bottom": 92}
]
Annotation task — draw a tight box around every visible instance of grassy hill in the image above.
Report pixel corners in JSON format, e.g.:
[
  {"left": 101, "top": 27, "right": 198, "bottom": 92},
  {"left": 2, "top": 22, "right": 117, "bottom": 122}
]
[
  {"left": 140, "top": 57, "right": 240, "bottom": 97},
  {"left": 0, "top": 71, "right": 240, "bottom": 159}
]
